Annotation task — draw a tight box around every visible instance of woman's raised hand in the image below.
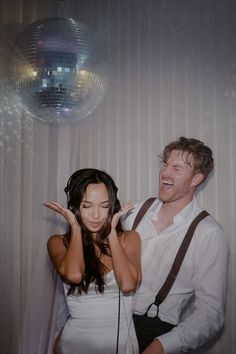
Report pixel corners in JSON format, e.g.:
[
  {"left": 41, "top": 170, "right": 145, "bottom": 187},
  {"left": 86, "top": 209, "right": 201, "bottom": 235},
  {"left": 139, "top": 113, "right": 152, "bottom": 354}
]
[
  {"left": 111, "top": 202, "right": 134, "bottom": 230},
  {"left": 44, "top": 201, "right": 78, "bottom": 228}
]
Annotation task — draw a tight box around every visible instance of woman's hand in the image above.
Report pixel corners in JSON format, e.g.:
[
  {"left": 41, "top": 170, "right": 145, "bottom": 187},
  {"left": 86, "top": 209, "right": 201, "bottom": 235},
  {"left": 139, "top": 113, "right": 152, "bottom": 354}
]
[
  {"left": 108, "top": 202, "right": 141, "bottom": 294},
  {"left": 111, "top": 202, "right": 134, "bottom": 230},
  {"left": 45, "top": 201, "right": 84, "bottom": 283},
  {"left": 44, "top": 201, "right": 78, "bottom": 228}
]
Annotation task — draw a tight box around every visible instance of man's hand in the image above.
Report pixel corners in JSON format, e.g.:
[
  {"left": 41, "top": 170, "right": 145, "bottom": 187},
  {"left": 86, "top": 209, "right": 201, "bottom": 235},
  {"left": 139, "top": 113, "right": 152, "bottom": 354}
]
[{"left": 142, "top": 339, "right": 165, "bottom": 354}]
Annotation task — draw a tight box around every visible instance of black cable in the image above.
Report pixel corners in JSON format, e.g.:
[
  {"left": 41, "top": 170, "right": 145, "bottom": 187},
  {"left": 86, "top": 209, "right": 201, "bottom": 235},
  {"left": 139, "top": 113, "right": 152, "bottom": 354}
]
[{"left": 115, "top": 289, "right": 121, "bottom": 354}]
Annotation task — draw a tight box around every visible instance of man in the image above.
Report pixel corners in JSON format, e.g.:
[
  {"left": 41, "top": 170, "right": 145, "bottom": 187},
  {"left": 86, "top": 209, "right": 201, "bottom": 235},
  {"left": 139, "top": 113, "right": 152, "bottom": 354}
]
[{"left": 123, "top": 137, "right": 229, "bottom": 354}]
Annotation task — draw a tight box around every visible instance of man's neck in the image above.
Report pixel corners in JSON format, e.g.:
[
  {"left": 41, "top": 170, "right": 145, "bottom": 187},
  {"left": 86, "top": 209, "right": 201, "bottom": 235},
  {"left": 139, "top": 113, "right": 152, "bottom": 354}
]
[
  {"left": 153, "top": 196, "right": 193, "bottom": 233},
  {"left": 161, "top": 194, "right": 194, "bottom": 215}
]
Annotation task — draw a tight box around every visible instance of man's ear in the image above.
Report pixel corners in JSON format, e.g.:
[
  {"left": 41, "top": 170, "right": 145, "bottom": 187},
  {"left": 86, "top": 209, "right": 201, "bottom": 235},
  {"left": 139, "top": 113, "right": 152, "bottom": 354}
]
[{"left": 191, "top": 172, "right": 204, "bottom": 187}]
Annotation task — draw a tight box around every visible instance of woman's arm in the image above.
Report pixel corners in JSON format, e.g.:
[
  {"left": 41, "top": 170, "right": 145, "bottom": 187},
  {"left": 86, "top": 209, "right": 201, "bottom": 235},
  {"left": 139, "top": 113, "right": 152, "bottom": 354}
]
[
  {"left": 45, "top": 202, "right": 85, "bottom": 284},
  {"left": 108, "top": 204, "right": 141, "bottom": 294},
  {"left": 108, "top": 230, "right": 141, "bottom": 294}
]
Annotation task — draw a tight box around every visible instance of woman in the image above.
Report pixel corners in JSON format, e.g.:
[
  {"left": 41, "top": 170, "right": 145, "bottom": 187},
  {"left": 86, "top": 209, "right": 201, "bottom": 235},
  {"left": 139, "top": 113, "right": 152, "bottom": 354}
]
[{"left": 44, "top": 168, "right": 141, "bottom": 354}]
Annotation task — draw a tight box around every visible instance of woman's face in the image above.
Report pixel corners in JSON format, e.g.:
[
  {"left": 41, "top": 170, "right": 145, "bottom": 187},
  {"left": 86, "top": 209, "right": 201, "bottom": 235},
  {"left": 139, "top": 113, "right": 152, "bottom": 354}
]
[{"left": 79, "top": 182, "right": 110, "bottom": 234}]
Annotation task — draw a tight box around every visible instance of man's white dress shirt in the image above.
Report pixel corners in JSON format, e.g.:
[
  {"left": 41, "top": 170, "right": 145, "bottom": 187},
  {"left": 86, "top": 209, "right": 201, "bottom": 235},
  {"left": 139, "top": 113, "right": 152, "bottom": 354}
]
[{"left": 123, "top": 197, "right": 229, "bottom": 354}]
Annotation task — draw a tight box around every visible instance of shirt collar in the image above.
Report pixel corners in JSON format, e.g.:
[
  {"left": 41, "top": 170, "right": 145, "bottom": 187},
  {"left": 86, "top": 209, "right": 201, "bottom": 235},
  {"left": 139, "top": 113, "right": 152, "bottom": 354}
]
[
  {"left": 173, "top": 197, "right": 197, "bottom": 225},
  {"left": 148, "top": 196, "right": 197, "bottom": 226}
]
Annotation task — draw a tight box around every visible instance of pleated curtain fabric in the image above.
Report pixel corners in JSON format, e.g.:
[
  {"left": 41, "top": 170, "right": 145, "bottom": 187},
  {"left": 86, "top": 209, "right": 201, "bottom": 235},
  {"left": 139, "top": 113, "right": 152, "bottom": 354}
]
[{"left": 0, "top": 1, "right": 235, "bottom": 353}]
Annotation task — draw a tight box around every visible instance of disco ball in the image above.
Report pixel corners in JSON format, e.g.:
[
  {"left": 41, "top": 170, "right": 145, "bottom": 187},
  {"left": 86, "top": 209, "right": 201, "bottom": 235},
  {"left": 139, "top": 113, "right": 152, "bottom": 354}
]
[{"left": 12, "top": 17, "right": 107, "bottom": 123}]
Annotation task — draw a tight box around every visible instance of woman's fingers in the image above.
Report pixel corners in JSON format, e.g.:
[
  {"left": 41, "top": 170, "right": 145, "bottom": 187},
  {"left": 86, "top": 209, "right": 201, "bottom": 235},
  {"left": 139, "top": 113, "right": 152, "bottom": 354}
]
[
  {"left": 44, "top": 201, "right": 78, "bottom": 228},
  {"left": 119, "top": 202, "right": 134, "bottom": 216},
  {"left": 44, "top": 202, "right": 68, "bottom": 217},
  {"left": 44, "top": 201, "right": 64, "bottom": 213},
  {"left": 111, "top": 202, "right": 134, "bottom": 229}
]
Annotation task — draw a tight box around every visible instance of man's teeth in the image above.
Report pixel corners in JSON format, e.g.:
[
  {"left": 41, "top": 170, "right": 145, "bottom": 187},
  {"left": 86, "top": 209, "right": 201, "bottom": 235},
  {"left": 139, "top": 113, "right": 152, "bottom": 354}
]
[{"left": 163, "top": 181, "right": 173, "bottom": 185}]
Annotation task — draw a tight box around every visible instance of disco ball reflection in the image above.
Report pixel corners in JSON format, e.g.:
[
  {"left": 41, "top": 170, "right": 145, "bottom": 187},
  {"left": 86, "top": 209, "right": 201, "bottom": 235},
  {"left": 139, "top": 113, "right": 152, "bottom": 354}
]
[{"left": 13, "top": 17, "right": 107, "bottom": 123}]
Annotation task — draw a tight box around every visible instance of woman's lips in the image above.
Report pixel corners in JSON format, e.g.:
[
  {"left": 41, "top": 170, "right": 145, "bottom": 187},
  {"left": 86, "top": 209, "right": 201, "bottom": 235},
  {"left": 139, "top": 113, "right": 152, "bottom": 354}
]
[{"left": 89, "top": 222, "right": 102, "bottom": 228}]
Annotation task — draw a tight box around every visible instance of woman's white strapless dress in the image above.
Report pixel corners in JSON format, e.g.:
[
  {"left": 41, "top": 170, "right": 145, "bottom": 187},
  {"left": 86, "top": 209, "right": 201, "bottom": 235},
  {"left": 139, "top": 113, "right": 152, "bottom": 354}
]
[{"left": 56, "top": 271, "right": 139, "bottom": 354}]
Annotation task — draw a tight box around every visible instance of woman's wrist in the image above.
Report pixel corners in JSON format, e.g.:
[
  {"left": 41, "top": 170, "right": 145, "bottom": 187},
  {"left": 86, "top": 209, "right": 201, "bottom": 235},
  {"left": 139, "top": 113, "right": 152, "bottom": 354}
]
[
  {"left": 110, "top": 228, "right": 117, "bottom": 234},
  {"left": 107, "top": 228, "right": 117, "bottom": 240},
  {"left": 70, "top": 219, "right": 79, "bottom": 228}
]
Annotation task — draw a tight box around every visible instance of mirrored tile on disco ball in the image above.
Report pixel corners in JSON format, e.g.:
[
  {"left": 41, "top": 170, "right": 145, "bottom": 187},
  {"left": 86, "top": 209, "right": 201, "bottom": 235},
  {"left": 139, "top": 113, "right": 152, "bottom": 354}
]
[{"left": 12, "top": 17, "right": 107, "bottom": 123}]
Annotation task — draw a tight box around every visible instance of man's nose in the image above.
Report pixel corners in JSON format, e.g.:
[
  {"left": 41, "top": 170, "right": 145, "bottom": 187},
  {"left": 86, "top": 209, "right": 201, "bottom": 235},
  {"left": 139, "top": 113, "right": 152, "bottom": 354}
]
[
  {"left": 161, "top": 165, "right": 172, "bottom": 178},
  {"left": 160, "top": 166, "right": 173, "bottom": 179}
]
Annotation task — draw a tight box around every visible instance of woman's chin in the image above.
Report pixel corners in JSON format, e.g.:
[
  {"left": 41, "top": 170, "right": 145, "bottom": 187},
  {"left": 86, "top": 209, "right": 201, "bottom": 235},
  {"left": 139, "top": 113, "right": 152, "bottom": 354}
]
[{"left": 87, "top": 224, "right": 103, "bottom": 233}]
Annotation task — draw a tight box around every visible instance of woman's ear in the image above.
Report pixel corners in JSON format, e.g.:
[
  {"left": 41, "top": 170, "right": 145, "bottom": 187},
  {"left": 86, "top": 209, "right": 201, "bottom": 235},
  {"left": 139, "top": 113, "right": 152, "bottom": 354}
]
[{"left": 191, "top": 172, "right": 204, "bottom": 187}]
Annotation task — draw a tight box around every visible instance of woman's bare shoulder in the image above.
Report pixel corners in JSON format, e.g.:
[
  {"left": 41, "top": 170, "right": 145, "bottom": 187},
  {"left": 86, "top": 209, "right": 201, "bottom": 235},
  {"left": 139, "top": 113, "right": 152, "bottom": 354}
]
[
  {"left": 47, "top": 233, "right": 65, "bottom": 242},
  {"left": 124, "top": 229, "right": 140, "bottom": 237},
  {"left": 47, "top": 234, "right": 67, "bottom": 249},
  {"left": 121, "top": 230, "right": 140, "bottom": 247}
]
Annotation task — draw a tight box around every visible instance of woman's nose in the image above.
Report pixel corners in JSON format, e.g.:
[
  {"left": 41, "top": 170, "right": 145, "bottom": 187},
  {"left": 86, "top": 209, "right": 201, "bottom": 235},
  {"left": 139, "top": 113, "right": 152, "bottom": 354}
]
[{"left": 91, "top": 207, "right": 100, "bottom": 218}]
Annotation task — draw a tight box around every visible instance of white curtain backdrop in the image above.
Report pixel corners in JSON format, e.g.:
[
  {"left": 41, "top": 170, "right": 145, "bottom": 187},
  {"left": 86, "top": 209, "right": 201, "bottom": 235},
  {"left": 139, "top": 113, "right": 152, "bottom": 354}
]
[{"left": 0, "top": 1, "right": 235, "bottom": 353}]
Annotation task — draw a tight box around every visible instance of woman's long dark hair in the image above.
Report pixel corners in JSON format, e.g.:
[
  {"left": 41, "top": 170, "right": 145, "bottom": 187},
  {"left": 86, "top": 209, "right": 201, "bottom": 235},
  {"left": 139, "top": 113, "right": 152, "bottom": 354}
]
[{"left": 63, "top": 168, "right": 123, "bottom": 294}]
